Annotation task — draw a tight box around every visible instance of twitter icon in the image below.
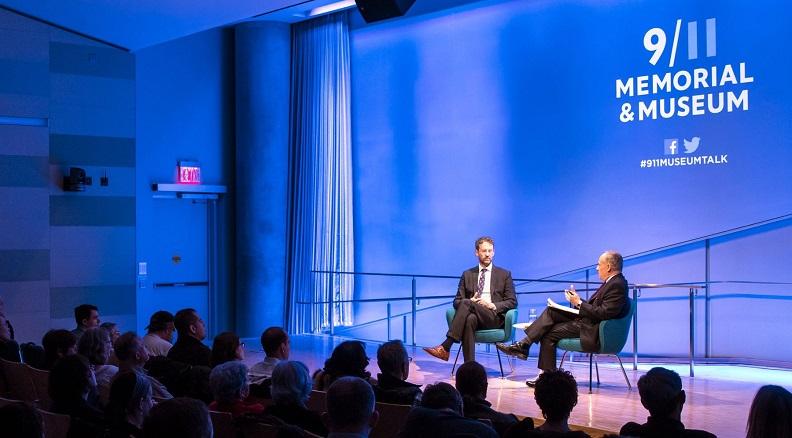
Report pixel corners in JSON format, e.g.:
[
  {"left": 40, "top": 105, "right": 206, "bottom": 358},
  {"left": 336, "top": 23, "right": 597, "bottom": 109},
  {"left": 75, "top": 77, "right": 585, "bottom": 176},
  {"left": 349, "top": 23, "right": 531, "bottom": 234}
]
[{"left": 684, "top": 137, "right": 701, "bottom": 154}]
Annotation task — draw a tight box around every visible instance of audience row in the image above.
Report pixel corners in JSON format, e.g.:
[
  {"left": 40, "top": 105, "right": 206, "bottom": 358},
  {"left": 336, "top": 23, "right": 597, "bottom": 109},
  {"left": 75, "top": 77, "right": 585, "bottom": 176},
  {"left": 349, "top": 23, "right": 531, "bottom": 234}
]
[{"left": 1, "top": 300, "right": 791, "bottom": 437}]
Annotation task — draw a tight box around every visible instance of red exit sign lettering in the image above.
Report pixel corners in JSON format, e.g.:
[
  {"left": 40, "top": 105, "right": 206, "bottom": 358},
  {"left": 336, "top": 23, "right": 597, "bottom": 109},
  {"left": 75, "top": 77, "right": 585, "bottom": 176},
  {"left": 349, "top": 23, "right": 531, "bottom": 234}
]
[{"left": 178, "top": 161, "right": 201, "bottom": 184}]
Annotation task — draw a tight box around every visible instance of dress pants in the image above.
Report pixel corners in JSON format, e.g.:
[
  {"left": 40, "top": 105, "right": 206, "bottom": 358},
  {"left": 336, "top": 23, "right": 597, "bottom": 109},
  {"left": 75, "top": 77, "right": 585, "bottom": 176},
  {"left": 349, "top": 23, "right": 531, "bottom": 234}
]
[
  {"left": 447, "top": 298, "right": 502, "bottom": 362},
  {"left": 522, "top": 307, "right": 582, "bottom": 371}
]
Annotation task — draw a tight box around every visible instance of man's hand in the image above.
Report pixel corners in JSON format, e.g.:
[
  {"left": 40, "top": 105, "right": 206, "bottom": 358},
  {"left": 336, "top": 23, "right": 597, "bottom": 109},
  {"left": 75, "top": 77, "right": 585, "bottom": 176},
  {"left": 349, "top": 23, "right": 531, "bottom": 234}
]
[
  {"left": 472, "top": 297, "right": 497, "bottom": 311},
  {"left": 565, "top": 288, "right": 582, "bottom": 307}
]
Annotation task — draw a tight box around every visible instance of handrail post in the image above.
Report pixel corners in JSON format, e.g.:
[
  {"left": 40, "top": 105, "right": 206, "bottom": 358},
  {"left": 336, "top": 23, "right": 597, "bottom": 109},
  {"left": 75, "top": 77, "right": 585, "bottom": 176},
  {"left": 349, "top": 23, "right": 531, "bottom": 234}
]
[
  {"left": 633, "top": 286, "right": 639, "bottom": 370},
  {"left": 403, "top": 315, "right": 407, "bottom": 342},
  {"left": 411, "top": 277, "right": 417, "bottom": 346},
  {"left": 704, "top": 239, "right": 711, "bottom": 358},
  {"left": 329, "top": 272, "right": 335, "bottom": 336},
  {"left": 387, "top": 302, "right": 392, "bottom": 340},
  {"left": 690, "top": 287, "right": 695, "bottom": 377}
]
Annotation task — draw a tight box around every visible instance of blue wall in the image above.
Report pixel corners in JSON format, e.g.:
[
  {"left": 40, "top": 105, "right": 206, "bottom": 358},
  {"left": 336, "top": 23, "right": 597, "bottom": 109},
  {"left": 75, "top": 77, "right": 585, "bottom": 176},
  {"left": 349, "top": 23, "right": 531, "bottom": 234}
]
[
  {"left": 0, "top": 9, "right": 136, "bottom": 343},
  {"left": 347, "top": 0, "right": 792, "bottom": 360}
]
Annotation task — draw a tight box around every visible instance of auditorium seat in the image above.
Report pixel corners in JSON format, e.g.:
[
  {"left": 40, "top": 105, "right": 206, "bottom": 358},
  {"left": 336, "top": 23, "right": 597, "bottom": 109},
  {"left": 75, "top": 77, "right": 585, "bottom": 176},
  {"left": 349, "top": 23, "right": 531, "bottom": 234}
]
[
  {"left": 306, "top": 389, "right": 326, "bottom": 413},
  {"left": 38, "top": 409, "right": 71, "bottom": 438},
  {"left": 27, "top": 365, "right": 52, "bottom": 410},
  {"left": 370, "top": 402, "right": 412, "bottom": 438},
  {"left": 209, "top": 410, "right": 236, "bottom": 438},
  {"left": 0, "top": 357, "right": 36, "bottom": 403},
  {"left": 445, "top": 308, "right": 519, "bottom": 377}
]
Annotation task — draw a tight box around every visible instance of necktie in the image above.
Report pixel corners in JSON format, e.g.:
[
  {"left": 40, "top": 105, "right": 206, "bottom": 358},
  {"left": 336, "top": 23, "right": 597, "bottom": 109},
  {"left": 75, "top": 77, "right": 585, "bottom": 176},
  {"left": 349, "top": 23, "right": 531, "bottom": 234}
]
[{"left": 476, "top": 268, "right": 487, "bottom": 298}]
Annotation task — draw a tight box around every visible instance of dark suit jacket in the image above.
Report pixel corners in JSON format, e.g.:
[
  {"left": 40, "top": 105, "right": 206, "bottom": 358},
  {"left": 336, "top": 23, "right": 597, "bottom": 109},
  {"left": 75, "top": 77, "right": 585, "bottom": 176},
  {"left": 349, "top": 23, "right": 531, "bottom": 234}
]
[
  {"left": 453, "top": 266, "right": 517, "bottom": 316},
  {"left": 576, "top": 273, "right": 629, "bottom": 352},
  {"left": 620, "top": 417, "right": 717, "bottom": 437}
]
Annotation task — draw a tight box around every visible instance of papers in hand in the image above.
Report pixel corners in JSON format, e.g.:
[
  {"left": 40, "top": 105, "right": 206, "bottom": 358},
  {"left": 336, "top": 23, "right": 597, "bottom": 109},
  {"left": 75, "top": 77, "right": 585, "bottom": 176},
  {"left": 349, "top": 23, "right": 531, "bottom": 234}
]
[{"left": 547, "top": 298, "right": 579, "bottom": 315}]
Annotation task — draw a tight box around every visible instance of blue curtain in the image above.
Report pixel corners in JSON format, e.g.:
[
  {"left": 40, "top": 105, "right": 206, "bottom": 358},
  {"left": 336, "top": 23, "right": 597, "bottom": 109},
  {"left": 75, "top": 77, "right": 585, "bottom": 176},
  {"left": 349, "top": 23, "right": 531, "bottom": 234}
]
[{"left": 287, "top": 12, "right": 354, "bottom": 334}]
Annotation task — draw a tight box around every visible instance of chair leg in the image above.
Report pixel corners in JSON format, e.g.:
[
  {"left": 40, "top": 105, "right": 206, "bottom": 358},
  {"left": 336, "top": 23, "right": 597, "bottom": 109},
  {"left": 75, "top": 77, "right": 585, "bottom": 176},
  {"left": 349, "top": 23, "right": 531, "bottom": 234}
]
[
  {"left": 594, "top": 355, "right": 600, "bottom": 385},
  {"left": 451, "top": 346, "right": 462, "bottom": 377},
  {"left": 616, "top": 355, "right": 632, "bottom": 389},
  {"left": 588, "top": 354, "right": 593, "bottom": 394},
  {"left": 495, "top": 347, "right": 505, "bottom": 378},
  {"left": 559, "top": 350, "right": 568, "bottom": 369}
]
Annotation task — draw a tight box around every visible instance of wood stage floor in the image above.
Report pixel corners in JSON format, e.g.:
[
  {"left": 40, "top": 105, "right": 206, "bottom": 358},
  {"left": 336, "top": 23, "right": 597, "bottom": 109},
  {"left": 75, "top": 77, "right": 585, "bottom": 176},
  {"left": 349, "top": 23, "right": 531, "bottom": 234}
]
[{"left": 241, "top": 335, "right": 789, "bottom": 437}]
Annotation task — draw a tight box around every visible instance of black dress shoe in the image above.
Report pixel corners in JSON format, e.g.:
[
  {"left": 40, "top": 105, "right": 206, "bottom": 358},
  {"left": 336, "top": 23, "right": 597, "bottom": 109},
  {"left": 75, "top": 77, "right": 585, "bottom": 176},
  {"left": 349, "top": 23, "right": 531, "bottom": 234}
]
[
  {"left": 525, "top": 372, "right": 543, "bottom": 387},
  {"left": 496, "top": 342, "right": 529, "bottom": 360}
]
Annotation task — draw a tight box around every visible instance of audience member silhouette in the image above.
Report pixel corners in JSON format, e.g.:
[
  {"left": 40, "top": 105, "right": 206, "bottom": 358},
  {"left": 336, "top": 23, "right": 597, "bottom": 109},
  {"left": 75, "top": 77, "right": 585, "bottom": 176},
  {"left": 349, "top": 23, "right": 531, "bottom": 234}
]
[
  {"left": 620, "top": 367, "right": 715, "bottom": 437},
  {"left": 373, "top": 340, "right": 422, "bottom": 406},
  {"left": 0, "top": 402, "right": 43, "bottom": 438},
  {"left": 399, "top": 381, "right": 499, "bottom": 438},
  {"left": 0, "top": 313, "right": 20, "bottom": 362},
  {"left": 746, "top": 384, "right": 792, "bottom": 438},
  {"left": 49, "top": 354, "right": 106, "bottom": 437},
  {"left": 78, "top": 327, "right": 118, "bottom": 406},
  {"left": 313, "top": 340, "right": 374, "bottom": 390},
  {"left": 265, "top": 360, "right": 327, "bottom": 436},
  {"left": 41, "top": 329, "right": 77, "bottom": 370},
  {"left": 72, "top": 304, "right": 100, "bottom": 341},
  {"left": 114, "top": 332, "right": 172, "bottom": 399},
  {"left": 142, "top": 397, "right": 213, "bottom": 438},
  {"left": 208, "top": 360, "right": 265, "bottom": 417},
  {"left": 167, "top": 308, "right": 211, "bottom": 367},
  {"left": 142, "top": 310, "right": 175, "bottom": 357},
  {"left": 506, "top": 369, "right": 588, "bottom": 437},
  {"left": 324, "top": 376, "right": 380, "bottom": 438},
  {"left": 249, "top": 326, "right": 290, "bottom": 385},
  {"left": 210, "top": 331, "right": 245, "bottom": 368},
  {"left": 105, "top": 370, "right": 153, "bottom": 438},
  {"left": 455, "top": 360, "right": 519, "bottom": 436}
]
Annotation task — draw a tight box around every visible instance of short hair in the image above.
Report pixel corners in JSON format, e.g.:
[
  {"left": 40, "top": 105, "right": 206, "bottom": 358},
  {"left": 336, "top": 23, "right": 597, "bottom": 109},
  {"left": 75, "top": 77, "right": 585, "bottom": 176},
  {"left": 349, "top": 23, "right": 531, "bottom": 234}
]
[
  {"left": 326, "top": 376, "right": 375, "bottom": 430},
  {"left": 74, "top": 304, "right": 98, "bottom": 326},
  {"left": 377, "top": 340, "right": 408, "bottom": 376},
  {"left": 261, "top": 326, "right": 288, "bottom": 356},
  {"left": 49, "top": 354, "right": 91, "bottom": 402},
  {"left": 100, "top": 322, "right": 117, "bottom": 332},
  {"left": 107, "top": 370, "right": 152, "bottom": 427},
  {"left": 475, "top": 236, "right": 494, "bottom": 250},
  {"left": 746, "top": 385, "right": 792, "bottom": 438},
  {"left": 146, "top": 310, "right": 175, "bottom": 332},
  {"left": 455, "top": 361, "right": 487, "bottom": 397},
  {"left": 602, "top": 251, "right": 624, "bottom": 271},
  {"left": 143, "top": 397, "right": 212, "bottom": 438},
  {"left": 210, "top": 331, "right": 241, "bottom": 368},
  {"left": 421, "top": 382, "right": 463, "bottom": 414},
  {"left": 209, "top": 360, "right": 249, "bottom": 404},
  {"left": 0, "top": 402, "right": 43, "bottom": 438},
  {"left": 637, "top": 367, "right": 682, "bottom": 417},
  {"left": 271, "top": 360, "right": 312, "bottom": 406},
  {"left": 534, "top": 369, "right": 578, "bottom": 422},
  {"left": 42, "top": 329, "right": 77, "bottom": 369},
  {"left": 114, "top": 332, "right": 143, "bottom": 362},
  {"left": 174, "top": 308, "right": 199, "bottom": 334},
  {"left": 77, "top": 327, "right": 111, "bottom": 365},
  {"left": 323, "top": 340, "right": 370, "bottom": 381}
]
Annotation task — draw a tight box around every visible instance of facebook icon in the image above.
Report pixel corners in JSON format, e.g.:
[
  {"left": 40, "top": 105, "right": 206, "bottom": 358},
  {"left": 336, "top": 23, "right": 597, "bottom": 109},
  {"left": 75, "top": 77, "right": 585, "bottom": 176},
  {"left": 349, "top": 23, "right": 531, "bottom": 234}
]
[{"left": 664, "top": 138, "right": 679, "bottom": 155}]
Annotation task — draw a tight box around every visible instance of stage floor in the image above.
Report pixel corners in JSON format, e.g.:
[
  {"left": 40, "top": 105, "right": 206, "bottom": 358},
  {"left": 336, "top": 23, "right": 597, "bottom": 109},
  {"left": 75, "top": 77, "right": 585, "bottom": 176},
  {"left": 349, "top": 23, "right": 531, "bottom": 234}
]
[{"left": 240, "top": 334, "right": 789, "bottom": 437}]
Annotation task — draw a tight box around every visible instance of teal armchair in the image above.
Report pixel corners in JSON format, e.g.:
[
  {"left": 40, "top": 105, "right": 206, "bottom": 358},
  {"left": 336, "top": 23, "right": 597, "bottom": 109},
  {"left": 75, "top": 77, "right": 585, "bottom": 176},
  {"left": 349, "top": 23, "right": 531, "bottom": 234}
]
[
  {"left": 557, "top": 297, "right": 636, "bottom": 392},
  {"left": 445, "top": 307, "right": 518, "bottom": 378}
]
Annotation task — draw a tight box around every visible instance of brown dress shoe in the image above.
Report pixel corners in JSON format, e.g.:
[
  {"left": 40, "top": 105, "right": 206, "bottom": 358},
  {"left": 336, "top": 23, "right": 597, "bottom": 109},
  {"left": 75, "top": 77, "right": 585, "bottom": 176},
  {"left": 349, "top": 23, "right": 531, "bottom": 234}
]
[{"left": 422, "top": 345, "right": 450, "bottom": 361}]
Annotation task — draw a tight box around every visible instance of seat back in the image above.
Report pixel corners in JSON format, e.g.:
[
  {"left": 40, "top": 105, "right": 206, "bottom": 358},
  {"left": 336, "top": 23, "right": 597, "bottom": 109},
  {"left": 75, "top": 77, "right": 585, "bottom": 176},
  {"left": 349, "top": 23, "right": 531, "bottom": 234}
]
[
  {"left": 445, "top": 308, "right": 518, "bottom": 344},
  {"left": 306, "top": 390, "right": 326, "bottom": 413},
  {"left": 238, "top": 421, "right": 280, "bottom": 438},
  {"left": 598, "top": 297, "right": 635, "bottom": 354},
  {"left": 39, "top": 409, "right": 71, "bottom": 438},
  {"left": 27, "top": 365, "right": 52, "bottom": 410},
  {"left": 209, "top": 410, "right": 236, "bottom": 438},
  {"left": 370, "top": 402, "right": 412, "bottom": 438},
  {"left": 0, "top": 357, "right": 36, "bottom": 402}
]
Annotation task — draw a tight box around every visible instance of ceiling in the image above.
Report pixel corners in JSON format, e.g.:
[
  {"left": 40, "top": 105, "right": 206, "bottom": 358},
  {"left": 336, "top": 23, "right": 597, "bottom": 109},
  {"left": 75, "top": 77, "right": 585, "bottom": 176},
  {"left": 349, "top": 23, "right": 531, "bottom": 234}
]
[{"left": 0, "top": 0, "right": 487, "bottom": 52}]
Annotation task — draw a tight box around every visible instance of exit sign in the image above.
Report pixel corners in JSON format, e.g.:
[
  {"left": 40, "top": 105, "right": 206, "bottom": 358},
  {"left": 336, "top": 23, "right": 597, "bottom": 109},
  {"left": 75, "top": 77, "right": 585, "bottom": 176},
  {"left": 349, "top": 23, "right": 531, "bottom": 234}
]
[{"left": 178, "top": 161, "right": 201, "bottom": 184}]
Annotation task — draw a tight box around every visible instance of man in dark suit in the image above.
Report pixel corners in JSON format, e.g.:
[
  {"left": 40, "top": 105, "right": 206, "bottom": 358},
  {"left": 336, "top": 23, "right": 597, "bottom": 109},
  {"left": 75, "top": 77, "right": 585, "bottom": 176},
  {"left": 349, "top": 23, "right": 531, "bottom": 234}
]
[
  {"left": 424, "top": 236, "right": 517, "bottom": 363},
  {"left": 497, "top": 251, "right": 629, "bottom": 386}
]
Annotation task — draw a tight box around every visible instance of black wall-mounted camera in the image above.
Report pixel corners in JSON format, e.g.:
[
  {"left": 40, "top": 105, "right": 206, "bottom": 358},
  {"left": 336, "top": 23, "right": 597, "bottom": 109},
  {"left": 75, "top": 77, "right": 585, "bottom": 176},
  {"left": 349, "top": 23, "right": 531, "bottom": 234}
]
[{"left": 63, "top": 167, "right": 92, "bottom": 192}]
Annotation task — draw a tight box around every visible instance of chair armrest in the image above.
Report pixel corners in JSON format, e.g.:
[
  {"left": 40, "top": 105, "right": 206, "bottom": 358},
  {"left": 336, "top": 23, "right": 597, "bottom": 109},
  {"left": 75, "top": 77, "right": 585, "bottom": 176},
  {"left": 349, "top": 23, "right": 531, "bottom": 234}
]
[{"left": 446, "top": 308, "right": 456, "bottom": 329}]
